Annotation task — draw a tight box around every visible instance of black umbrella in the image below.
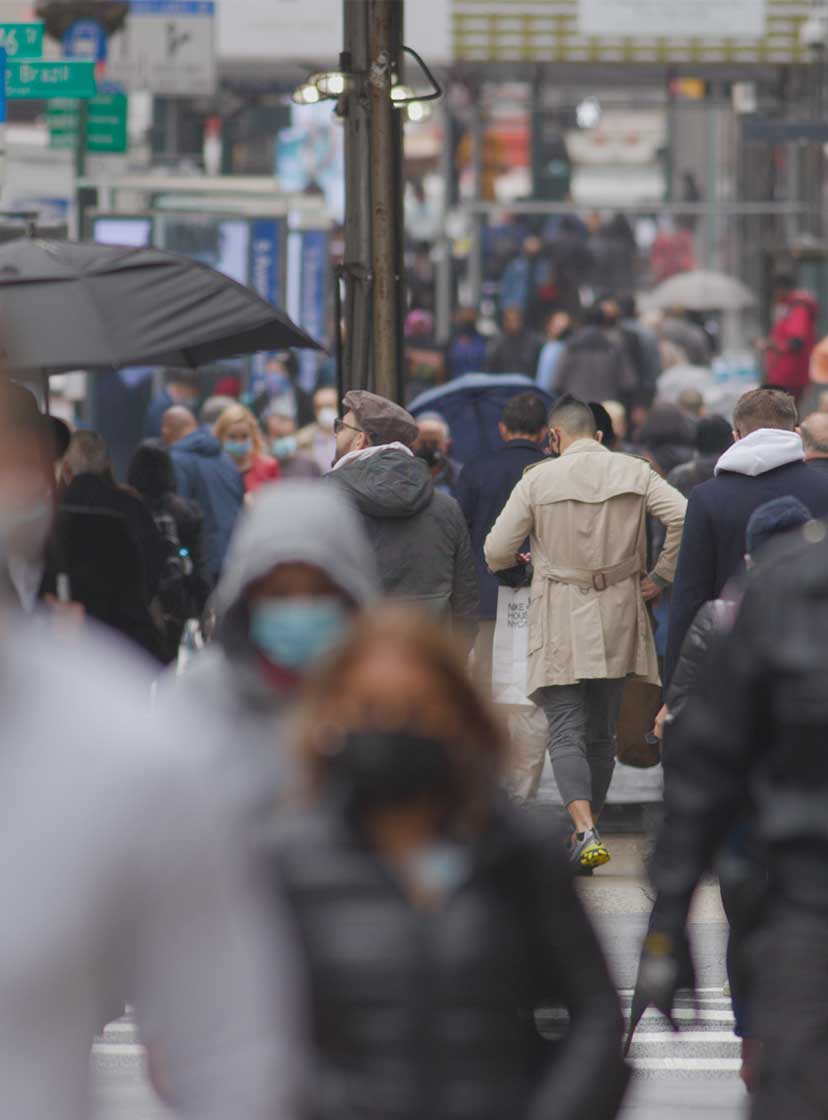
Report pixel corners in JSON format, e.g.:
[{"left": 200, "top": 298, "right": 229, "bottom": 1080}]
[{"left": 0, "top": 237, "right": 321, "bottom": 374}]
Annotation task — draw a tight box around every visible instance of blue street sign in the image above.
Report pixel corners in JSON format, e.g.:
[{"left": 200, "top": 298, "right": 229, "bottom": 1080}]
[
  {"left": 128, "top": 1, "right": 215, "bottom": 13},
  {"left": 0, "top": 48, "right": 6, "bottom": 124},
  {"left": 250, "top": 218, "right": 285, "bottom": 385},
  {"left": 64, "top": 19, "right": 107, "bottom": 63}
]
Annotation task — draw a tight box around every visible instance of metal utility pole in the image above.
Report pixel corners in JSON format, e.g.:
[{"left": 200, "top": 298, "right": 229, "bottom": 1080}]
[{"left": 342, "top": 0, "right": 405, "bottom": 401}]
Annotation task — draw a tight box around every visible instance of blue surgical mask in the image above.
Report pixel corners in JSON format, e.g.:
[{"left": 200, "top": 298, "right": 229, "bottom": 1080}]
[
  {"left": 249, "top": 597, "right": 348, "bottom": 670},
  {"left": 224, "top": 438, "right": 253, "bottom": 459},
  {"left": 271, "top": 435, "right": 298, "bottom": 461}
]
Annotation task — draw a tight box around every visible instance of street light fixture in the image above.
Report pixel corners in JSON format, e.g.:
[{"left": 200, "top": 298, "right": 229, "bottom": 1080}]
[
  {"left": 291, "top": 82, "right": 322, "bottom": 106},
  {"left": 291, "top": 44, "right": 441, "bottom": 120}
]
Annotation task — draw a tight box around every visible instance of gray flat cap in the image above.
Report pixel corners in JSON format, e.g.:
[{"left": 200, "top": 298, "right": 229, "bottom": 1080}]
[{"left": 343, "top": 390, "right": 419, "bottom": 448}]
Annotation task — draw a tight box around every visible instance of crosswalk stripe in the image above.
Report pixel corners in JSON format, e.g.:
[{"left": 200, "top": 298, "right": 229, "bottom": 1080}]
[
  {"left": 629, "top": 1032, "right": 738, "bottom": 1044},
  {"left": 92, "top": 1043, "right": 144, "bottom": 1057},
  {"left": 630, "top": 1058, "right": 741, "bottom": 1071},
  {"left": 542, "top": 1007, "right": 733, "bottom": 1022}
]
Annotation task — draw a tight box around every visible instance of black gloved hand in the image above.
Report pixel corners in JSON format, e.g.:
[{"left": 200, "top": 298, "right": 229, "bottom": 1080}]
[{"left": 495, "top": 562, "right": 533, "bottom": 589}]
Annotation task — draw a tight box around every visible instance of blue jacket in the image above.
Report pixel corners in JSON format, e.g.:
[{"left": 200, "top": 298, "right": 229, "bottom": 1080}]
[
  {"left": 665, "top": 460, "right": 828, "bottom": 683},
  {"left": 169, "top": 429, "right": 244, "bottom": 579},
  {"left": 456, "top": 438, "right": 546, "bottom": 620}
]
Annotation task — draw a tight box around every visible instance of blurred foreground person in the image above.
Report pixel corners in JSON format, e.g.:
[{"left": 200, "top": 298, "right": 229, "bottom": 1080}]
[
  {"left": 331, "top": 391, "right": 478, "bottom": 649},
  {"left": 269, "top": 607, "right": 628, "bottom": 1120},
  {"left": 215, "top": 403, "right": 281, "bottom": 494},
  {"left": 652, "top": 496, "right": 810, "bottom": 1090},
  {"left": 175, "top": 482, "right": 378, "bottom": 806},
  {"left": 485, "top": 398, "right": 686, "bottom": 870},
  {"left": 639, "top": 515, "right": 828, "bottom": 1119},
  {"left": 0, "top": 379, "right": 303, "bottom": 1120},
  {"left": 162, "top": 405, "right": 244, "bottom": 583}
]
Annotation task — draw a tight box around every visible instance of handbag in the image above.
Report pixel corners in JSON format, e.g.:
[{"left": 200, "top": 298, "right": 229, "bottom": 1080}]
[{"left": 616, "top": 678, "right": 662, "bottom": 768}]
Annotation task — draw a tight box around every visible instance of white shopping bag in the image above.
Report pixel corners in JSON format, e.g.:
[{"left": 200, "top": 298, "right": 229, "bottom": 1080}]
[{"left": 492, "top": 586, "right": 532, "bottom": 706}]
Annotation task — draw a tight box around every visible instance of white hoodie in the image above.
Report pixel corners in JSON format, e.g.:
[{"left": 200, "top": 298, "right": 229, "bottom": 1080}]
[{"left": 715, "top": 427, "right": 804, "bottom": 478}]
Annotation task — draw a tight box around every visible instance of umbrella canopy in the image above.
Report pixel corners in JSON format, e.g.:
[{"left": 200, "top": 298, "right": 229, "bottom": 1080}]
[
  {"left": 641, "top": 270, "right": 757, "bottom": 312},
  {"left": 408, "top": 373, "right": 553, "bottom": 464},
  {"left": 0, "top": 238, "right": 321, "bottom": 374}
]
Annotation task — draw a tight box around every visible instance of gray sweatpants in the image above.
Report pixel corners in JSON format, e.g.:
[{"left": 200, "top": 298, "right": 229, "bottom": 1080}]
[{"left": 536, "top": 679, "right": 626, "bottom": 815}]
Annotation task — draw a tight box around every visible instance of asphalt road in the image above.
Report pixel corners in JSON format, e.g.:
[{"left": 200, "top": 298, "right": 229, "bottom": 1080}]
[{"left": 89, "top": 835, "right": 747, "bottom": 1120}]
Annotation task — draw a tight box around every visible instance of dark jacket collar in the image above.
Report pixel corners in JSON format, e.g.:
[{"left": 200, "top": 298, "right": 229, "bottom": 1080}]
[{"left": 502, "top": 439, "right": 545, "bottom": 454}]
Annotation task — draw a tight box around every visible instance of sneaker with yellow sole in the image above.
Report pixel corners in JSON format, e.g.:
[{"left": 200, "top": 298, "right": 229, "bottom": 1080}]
[{"left": 569, "top": 829, "right": 611, "bottom": 870}]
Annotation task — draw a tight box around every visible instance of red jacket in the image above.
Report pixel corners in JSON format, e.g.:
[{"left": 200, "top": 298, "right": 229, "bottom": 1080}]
[
  {"left": 244, "top": 455, "right": 280, "bottom": 493},
  {"left": 766, "top": 291, "right": 818, "bottom": 391}
]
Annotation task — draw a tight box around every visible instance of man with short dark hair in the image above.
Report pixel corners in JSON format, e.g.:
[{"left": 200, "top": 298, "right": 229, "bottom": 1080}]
[
  {"left": 456, "top": 391, "right": 548, "bottom": 683},
  {"left": 665, "top": 387, "right": 828, "bottom": 683},
  {"left": 801, "top": 411, "right": 828, "bottom": 474},
  {"left": 667, "top": 415, "right": 734, "bottom": 498},
  {"left": 330, "top": 390, "right": 478, "bottom": 647},
  {"left": 486, "top": 397, "right": 686, "bottom": 869}
]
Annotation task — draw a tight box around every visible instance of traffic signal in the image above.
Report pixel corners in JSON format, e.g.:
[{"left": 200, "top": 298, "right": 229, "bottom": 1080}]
[{"left": 35, "top": 1, "right": 129, "bottom": 41}]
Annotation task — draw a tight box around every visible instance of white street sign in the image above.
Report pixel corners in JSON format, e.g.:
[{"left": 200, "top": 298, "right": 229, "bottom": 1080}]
[
  {"left": 578, "top": 0, "right": 767, "bottom": 40},
  {"left": 107, "top": 1, "right": 216, "bottom": 97}
]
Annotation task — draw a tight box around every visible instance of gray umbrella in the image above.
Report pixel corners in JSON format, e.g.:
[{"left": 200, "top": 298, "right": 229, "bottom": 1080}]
[
  {"left": 641, "top": 269, "right": 757, "bottom": 312},
  {"left": 0, "top": 237, "right": 321, "bottom": 374}
]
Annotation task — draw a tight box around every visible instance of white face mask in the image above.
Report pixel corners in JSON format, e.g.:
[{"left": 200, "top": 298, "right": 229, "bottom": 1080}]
[{"left": 316, "top": 406, "right": 338, "bottom": 433}]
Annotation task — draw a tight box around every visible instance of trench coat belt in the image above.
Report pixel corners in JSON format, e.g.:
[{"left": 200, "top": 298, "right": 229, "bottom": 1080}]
[{"left": 536, "top": 554, "right": 642, "bottom": 592}]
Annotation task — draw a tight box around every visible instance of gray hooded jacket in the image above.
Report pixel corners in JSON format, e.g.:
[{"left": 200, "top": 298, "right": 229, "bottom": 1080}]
[
  {"left": 173, "top": 483, "right": 379, "bottom": 804},
  {"left": 330, "top": 449, "right": 479, "bottom": 642}
]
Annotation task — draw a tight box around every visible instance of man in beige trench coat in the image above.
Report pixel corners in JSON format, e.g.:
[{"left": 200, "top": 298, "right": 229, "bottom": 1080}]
[{"left": 485, "top": 398, "right": 686, "bottom": 871}]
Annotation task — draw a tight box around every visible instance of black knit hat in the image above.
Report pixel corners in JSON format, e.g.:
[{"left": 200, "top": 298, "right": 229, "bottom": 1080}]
[{"left": 745, "top": 496, "right": 811, "bottom": 557}]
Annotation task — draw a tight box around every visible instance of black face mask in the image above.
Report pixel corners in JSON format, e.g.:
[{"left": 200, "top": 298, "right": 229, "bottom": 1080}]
[
  {"left": 415, "top": 445, "right": 443, "bottom": 469},
  {"left": 328, "top": 729, "right": 462, "bottom": 822}
]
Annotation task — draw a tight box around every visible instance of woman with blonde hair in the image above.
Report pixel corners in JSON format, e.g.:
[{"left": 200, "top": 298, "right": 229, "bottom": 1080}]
[
  {"left": 215, "top": 403, "right": 280, "bottom": 493},
  {"left": 268, "top": 605, "right": 628, "bottom": 1120}
]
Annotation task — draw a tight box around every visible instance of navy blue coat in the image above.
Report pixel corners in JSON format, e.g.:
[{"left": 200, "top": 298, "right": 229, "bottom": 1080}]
[
  {"left": 169, "top": 429, "right": 244, "bottom": 580},
  {"left": 665, "top": 460, "right": 828, "bottom": 683},
  {"left": 456, "top": 438, "right": 546, "bottom": 620}
]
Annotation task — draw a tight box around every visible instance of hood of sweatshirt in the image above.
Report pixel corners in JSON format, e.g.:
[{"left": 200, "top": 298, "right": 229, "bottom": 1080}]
[
  {"left": 213, "top": 481, "right": 379, "bottom": 656},
  {"left": 172, "top": 428, "right": 223, "bottom": 458},
  {"left": 715, "top": 428, "right": 804, "bottom": 478},
  {"left": 331, "top": 448, "right": 434, "bottom": 520}
]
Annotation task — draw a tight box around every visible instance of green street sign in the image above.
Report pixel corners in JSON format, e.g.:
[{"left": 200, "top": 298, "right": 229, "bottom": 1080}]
[
  {"left": 0, "top": 22, "right": 44, "bottom": 60},
  {"left": 7, "top": 60, "right": 96, "bottom": 100},
  {"left": 48, "top": 93, "right": 129, "bottom": 155}
]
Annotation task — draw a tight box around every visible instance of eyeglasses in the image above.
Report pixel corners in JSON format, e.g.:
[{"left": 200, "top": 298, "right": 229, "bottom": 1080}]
[{"left": 333, "top": 418, "right": 363, "bottom": 436}]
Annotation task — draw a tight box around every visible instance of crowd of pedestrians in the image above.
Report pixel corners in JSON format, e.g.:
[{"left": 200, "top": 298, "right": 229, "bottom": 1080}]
[{"left": 5, "top": 285, "right": 828, "bottom": 1120}]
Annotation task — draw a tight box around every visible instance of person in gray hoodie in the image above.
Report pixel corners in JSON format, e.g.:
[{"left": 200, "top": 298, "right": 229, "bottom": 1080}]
[
  {"left": 330, "top": 390, "right": 479, "bottom": 651},
  {"left": 175, "top": 481, "right": 380, "bottom": 806}
]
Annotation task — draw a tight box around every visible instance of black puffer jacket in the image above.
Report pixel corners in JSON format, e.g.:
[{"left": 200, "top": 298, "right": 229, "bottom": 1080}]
[
  {"left": 268, "top": 804, "right": 628, "bottom": 1120},
  {"left": 330, "top": 450, "right": 478, "bottom": 642},
  {"left": 665, "top": 598, "right": 737, "bottom": 720},
  {"left": 651, "top": 523, "right": 828, "bottom": 923}
]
